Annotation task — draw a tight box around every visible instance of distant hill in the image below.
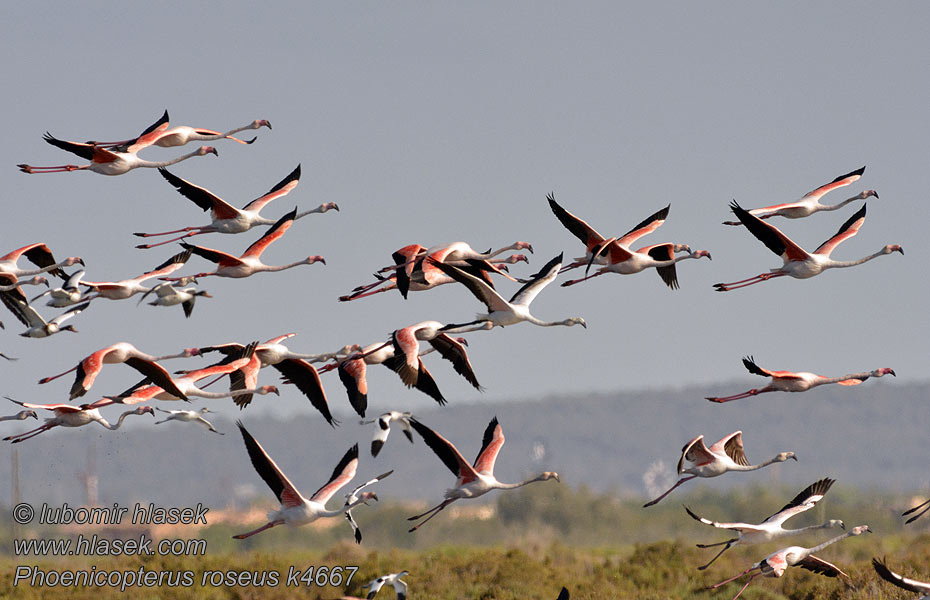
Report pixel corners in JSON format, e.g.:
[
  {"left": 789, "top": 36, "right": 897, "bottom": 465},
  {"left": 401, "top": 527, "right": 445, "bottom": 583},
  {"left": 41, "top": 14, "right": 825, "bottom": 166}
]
[{"left": 1, "top": 380, "right": 926, "bottom": 510}]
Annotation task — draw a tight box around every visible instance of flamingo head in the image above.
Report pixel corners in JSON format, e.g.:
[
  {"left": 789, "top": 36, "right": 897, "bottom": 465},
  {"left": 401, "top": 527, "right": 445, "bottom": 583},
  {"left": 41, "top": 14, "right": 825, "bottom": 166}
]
[
  {"left": 359, "top": 491, "right": 378, "bottom": 503},
  {"left": 319, "top": 202, "right": 339, "bottom": 213},
  {"left": 673, "top": 244, "right": 692, "bottom": 253},
  {"left": 452, "top": 337, "right": 468, "bottom": 346},
  {"left": 862, "top": 189, "right": 879, "bottom": 199},
  {"left": 776, "top": 452, "right": 797, "bottom": 462},
  {"left": 514, "top": 241, "right": 534, "bottom": 254},
  {"left": 306, "top": 256, "right": 326, "bottom": 265},
  {"left": 826, "top": 519, "right": 845, "bottom": 530},
  {"left": 66, "top": 257, "right": 85, "bottom": 267},
  {"left": 850, "top": 525, "right": 872, "bottom": 536},
  {"left": 26, "top": 410, "right": 38, "bottom": 420},
  {"left": 507, "top": 253, "right": 530, "bottom": 264},
  {"left": 566, "top": 317, "right": 586, "bottom": 329},
  {"left": 540, "top": 471, "right": 560, "bottom": 482},
  {"left": 200, "top": 407, "right": 212, "bottom": 414},
  {"left": 876, "top": 368, "right": 896, "bottom": 377},
  {"left": 254, "top": 119, "right": 272, "bottom": 130},
  {"left": 885, "top": 244, "right": 903, "bottom": 255},
  {"left": 195, "top": 291, "right": 212, "bottom": 298},
  {"left": 31, "top": 276, "right": 50, "bottom": 287},
  {"left": 135, "top": 406, "right": 155, "bottom": 416},
  {"left": 258, "top": 385, "right": 280, "bottom": 396},
  {"left": 198, "top": 146, "right": 219, "bottom": 157},
  {"left": 182, "top": 347, "right": 201, "bottom": 358},
  {"left": 692, "top": 249, "right": 712, "bottom": 260}
]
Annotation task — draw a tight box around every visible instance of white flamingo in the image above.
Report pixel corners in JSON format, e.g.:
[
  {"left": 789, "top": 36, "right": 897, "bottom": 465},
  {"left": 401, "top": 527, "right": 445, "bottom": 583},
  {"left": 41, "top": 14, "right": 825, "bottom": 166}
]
[
  {"left": 133, "top": 165, "right": 338, "bottom": 248},
  {"left": 708, "top": 526, "right": 871, "bottom": 599},
  {"left": 643, "top": 431, "right": 796, "bottom": 507},
  {"left": 714, "top": 202, "right": 902, "bottom": 291},
  {"left": 343, "top": 470, "right": 393, "bottom": 543},
  {"left": 30, "top": 270, "right": 84, "bottom": 307},
  {"left": 0, "top": 410, "right": 38, "bottom": 422},
  {"left": 88, "top": 111, "right": 270, "bottom": 150},
  {"left": 79, "top": 249, "right": 192, "bottom": 300},
  {"left": 723, "top": 166, "right": 877, "bottom": 225},
  {"left": 2, "top": 397, "right": 154, "bottom": 443},
  {"left": 706, "top": 356, "right": 895, "bottom": 403},
  {"left": 0, "top": 243, "right": 83, "bottom": 279},
  {"left": 685, "top": 477, "right": 842, "bottom": 569}
]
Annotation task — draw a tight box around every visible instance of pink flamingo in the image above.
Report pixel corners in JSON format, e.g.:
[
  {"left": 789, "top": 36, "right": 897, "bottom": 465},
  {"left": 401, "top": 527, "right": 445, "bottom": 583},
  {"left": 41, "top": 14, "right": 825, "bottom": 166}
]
[
  {"left": 714, "top": 202, "right": 902, "bottom": 291},
  {"left": 88, "top": 110, "right": 270, "bottom": 150},
  {"left": 706, "top": 356, "right": 895, "bottom": 403},
  {"left": 407, "top": 416, "right": 559, "bottom": 531}
]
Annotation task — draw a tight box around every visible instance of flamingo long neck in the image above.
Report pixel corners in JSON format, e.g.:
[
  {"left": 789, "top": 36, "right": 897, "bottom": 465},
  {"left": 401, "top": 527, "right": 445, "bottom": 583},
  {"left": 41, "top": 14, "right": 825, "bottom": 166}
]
[
  {"left": 295, "top": 205, "right": 328, "bottom": 220},
  {"left": 17, "top": 261, "right": 72, "bottom": 277},
  {"left": 820, "top": 194, "right": 863, "bottom": 212},
  {"left": 105, "top": 410, "right": 148, "bottom": 430},
  {"left": 494, "top": 473, "right": 549, "bottom": 490},
  {"left": 729, "top": 456, "right": 783, "bottom": 472},
  {"left": 823, "top": 250, "right": 890, "bottom": 269},
  {"left": 137, "top": 149, "right": 207, "bottom": 169},
  {"left": 190, "top": 387, "right": 262, "bottom": 400},
  {"left": 796, "top": 530, "right": 855, "bottom": 560},
  {"left": 814, "top": 371, "right": 877, "bottom": 386},
  {"left": 259, "top": 261, "right": 312, "bottom": 273},
  {"left": 786, "top": 522, "right": 839, "bottom": 535}
]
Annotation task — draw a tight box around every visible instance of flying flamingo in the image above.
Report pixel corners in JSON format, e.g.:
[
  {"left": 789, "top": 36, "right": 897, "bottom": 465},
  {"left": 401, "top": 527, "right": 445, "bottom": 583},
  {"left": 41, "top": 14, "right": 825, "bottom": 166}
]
[
  {"left": 684, "top": 478, "right": 842, "bottom": 569},
  {"left": 154, "top": 407, "right": 223, "bottom": 435},
  {"left": 86, "top": 110, "right": 270, "bottom": 150},
  {"left": 903, "top": 498, "right": 930, "bottom": 524},
  {"left": 362, "top": 571, "right": 409, "bottom": 598},
  {"left": 37, "top": 341, "right": 199, "bottom": 400},
  {"left": 339, "top": 254, "right": 526, "bottom": 302},
  {"left": 0, "top": 243, "right": 83, "bottom": 279},
  {"left": 706, "top": 356, "right": 895, "bottom": 403},
  {"left": 548, "top": 194, "right": 711, "bottom": 289},
  {"left": 723, "top": 166, "right": 877, "bottom": 225},
  {"left": 138, "top": 281, "right": 211, "bottom": 317},
  {"left": 642, "top": 431, "right": 796, "bottom": 507},
  {"left": 872, "top": 557, "right": 930, "bottom": 598},
  {"left": 168, "top": 209, "right": 325, "bottom": 280},
  {"left": 432, "top": 253, "right": 588, "bottom": 330},
  {"left": 361, "top": 411, "right": 414, "bottom": 457},
  {"left": 30, "top": 270, "right": 84, "bottom": 307},
  {"left": 382, "top": 321, "right": 483, "bottom": 392},
  {"left": 18, "top": 133, "right": 217, "bottom": 176},
  {"left": 714, "top": 202, "right": 902, "bottom": 291},
  {"left": 707, "top": 525, "right": 871, "bottom": 600},
  {"left": 343, "top": 470, "right": 393, "bottom": 543},
  {"left": 194, "top": 335, "right": 351, "bottom": 425},
  {"left": 375, "top": 241, "right": 533, "bottom": 291},
  {"left": 79, "top": 249, "right": 191, "bottom": 300},
  {"left": 232, "top": 423, "right": 381, "bottom": 540},
  {"left": 2, "top": 397, "right": 153, "bottom": 443},
  {"left": 0, "top": 410, "right": 37, "bottom": 422},
  {"left": 0, "top": 274, "right": 49, "bottom": 293},
  {"left": 133, "top": 165, "right": 338, "bottom": 249},
  {"left": 407, "top": 416, "right": 559, "bottom": 531},
  {"left": 323, "top": 338, "right": 469, "bottom": 416},
  {"left": 89, "top": 343, "right": 279, "bottom": 406}
]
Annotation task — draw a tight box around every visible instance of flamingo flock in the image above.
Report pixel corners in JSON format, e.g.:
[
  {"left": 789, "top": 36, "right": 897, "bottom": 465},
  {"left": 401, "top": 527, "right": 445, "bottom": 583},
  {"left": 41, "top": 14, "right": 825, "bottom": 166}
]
[{"left": 3, "top": 112, "right": 915, "bottom": 598}]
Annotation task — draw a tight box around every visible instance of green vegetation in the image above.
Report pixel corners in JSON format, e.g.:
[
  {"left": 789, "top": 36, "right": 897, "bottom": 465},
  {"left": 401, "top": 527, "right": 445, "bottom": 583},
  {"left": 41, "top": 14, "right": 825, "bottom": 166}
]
[{"left": 1, "top": 484, "right": 927, "bottom": 598}]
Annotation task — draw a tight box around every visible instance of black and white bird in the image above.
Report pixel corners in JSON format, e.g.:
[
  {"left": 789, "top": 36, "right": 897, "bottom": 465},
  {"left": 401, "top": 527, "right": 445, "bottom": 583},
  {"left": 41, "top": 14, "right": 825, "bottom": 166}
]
[
  {"left": 872, "top": 557, "right": 930, "bottom": 598},
  {"left": 138, "top": 281, "right": 211, "bottom": 318},
  {"left": 31, "top": 270, "right": 85, "bottom": 307},
  {"left": 685, "top": 478, "right": 842, "bottom": 569},
  {"left": 155, "top": 407, "right": 223, "bottom": 434},
  {"left": 343, "top": 470, "right": 393, "bottom": 543},
  {"left": 362, "top": 570, "right": 408, "bottom": 599},
  {"left": 362, "top": 411, "right": 414, "bottom": 457},
  {"left": 1, "top": 295, "right": 90, "bottom": 339}
]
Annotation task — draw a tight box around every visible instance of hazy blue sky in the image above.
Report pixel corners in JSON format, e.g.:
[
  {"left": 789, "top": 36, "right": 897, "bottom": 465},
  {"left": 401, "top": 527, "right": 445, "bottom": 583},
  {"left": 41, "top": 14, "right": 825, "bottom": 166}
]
[{"left": 1, "top": 3, "right": 926, "bottom": 430}]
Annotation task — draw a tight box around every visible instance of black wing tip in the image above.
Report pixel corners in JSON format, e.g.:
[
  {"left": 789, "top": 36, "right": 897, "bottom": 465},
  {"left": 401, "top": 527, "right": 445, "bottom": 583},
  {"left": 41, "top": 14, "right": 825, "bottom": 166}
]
[{"left": 834, "top": 166, "right": 866, "bottom": 182}]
